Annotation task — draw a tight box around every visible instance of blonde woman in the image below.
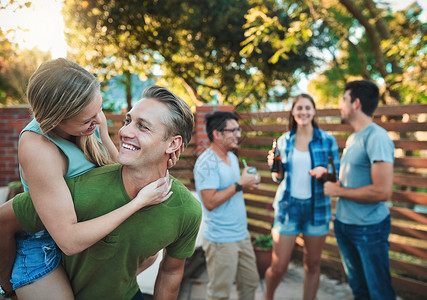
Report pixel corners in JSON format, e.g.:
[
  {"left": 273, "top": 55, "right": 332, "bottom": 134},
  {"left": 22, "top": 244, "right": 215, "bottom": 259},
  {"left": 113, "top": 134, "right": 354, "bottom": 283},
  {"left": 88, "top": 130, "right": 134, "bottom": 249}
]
[{"left": 0, "top": 59, "right": 178, "bottom": 299}]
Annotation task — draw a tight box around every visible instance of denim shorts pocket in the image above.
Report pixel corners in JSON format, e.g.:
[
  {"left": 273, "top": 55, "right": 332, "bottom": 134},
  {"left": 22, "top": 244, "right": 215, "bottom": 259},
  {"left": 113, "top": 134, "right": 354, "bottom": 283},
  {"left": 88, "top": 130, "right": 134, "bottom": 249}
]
[{"left": 88, "top": 234, "right": 119, "bottom": 260}]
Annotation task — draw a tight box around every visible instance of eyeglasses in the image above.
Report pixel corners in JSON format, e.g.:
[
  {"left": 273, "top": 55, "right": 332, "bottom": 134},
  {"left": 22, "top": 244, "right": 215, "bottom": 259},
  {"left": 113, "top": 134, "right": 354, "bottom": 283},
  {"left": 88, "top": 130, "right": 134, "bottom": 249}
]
[{"left": 221, "top": 127, "right": 242, "bottom": 134}]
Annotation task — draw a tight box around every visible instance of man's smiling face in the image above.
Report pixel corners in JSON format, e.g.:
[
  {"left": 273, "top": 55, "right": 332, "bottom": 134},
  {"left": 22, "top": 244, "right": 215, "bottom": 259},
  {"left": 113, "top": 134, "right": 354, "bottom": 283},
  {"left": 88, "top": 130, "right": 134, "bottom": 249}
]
[{"left": 117, "top": 98, "right": 171, "bottom": 169}]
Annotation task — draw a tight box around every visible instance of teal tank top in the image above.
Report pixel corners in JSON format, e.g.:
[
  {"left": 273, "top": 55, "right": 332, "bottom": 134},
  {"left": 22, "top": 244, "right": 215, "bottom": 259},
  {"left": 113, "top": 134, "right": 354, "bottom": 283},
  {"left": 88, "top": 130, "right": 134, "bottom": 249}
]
[{"left": 19, "top": 119, "right": 102, "bottom": 192}]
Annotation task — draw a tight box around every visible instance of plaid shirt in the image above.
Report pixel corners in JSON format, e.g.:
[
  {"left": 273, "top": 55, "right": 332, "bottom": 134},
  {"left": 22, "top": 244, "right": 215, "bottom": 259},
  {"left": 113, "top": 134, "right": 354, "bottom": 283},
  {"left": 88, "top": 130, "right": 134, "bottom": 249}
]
[{"left": 273, "top": 127, "right": 340, "bottom": 226}]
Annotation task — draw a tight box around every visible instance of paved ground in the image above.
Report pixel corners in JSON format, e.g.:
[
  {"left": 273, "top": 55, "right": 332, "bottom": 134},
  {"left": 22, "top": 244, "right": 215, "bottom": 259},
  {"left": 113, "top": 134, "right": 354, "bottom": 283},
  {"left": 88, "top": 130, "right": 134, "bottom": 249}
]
[{"left": 178, "top": 262, "right": 355, "bottom": 300}]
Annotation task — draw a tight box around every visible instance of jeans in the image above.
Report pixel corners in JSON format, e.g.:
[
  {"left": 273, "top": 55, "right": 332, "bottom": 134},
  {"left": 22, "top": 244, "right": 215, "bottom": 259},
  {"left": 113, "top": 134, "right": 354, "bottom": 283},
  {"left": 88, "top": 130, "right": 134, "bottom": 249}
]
[
  {"left": 273, "top": 197, "right": 329, "bottom": 236},
  {"left": 334, "top": 216, "right": 396, "bottom": 300},
  {"left": 11, "top": 230, "right": 61, "bottom": 289},
  {"left": 131, "top": 289, "right": 145, "bottom": 300}
]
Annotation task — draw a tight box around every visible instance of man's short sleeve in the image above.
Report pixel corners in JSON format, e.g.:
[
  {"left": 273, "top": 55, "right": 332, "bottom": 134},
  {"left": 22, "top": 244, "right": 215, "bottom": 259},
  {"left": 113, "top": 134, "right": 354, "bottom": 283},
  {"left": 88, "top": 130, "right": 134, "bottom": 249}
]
[
  {"left": 366, "top": 128, "right": 394, "bottom": 164},
  {"left": 13, "top": 192, "right": 44, "bottom": 233}
]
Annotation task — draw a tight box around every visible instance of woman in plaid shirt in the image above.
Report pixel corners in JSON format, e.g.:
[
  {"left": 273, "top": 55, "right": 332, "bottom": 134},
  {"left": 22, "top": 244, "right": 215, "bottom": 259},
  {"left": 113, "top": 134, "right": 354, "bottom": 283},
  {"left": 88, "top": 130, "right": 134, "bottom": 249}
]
[{"left": 265, "top": 94, "right": 340, "bottom": 300}]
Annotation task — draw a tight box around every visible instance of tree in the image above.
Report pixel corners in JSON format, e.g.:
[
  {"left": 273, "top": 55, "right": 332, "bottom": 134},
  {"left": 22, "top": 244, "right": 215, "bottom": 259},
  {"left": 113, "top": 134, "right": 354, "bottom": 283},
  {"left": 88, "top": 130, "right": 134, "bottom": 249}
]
[
  {"left": 242, "top": 0, "right": 426, "bottom": 105},
  {"left": 0, "top": 28, "right": 50, "bottom": 106},
  {"left": 63, "top": 0, "right": 326, "bottom": 109}
]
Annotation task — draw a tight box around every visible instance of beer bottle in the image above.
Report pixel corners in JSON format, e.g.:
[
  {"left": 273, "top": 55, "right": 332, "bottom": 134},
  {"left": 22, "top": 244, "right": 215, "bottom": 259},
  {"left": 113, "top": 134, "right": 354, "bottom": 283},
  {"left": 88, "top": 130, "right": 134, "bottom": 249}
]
[
  {"left": 326, "top": 156, "right": 337, "bottom": 182},
  {"left": 270, "top": 139, "right": 283, "bottom": 174}
]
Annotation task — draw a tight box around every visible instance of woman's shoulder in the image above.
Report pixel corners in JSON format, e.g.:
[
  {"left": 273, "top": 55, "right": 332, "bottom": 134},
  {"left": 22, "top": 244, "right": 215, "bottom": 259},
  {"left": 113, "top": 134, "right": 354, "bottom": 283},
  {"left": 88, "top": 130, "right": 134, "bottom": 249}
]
[
  {"left": 316, "top": 127, "right": 336, "bottom": 141},
  {"left": 19, "top": 130, "right": 58, "bottom": 154}
]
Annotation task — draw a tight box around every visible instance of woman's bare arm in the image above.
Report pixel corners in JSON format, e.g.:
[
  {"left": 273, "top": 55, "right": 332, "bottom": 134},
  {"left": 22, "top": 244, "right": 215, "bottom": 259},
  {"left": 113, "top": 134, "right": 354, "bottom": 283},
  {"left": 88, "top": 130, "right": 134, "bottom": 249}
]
[{"left": 19, "top": 132, "right": 171, "bottom": 256}]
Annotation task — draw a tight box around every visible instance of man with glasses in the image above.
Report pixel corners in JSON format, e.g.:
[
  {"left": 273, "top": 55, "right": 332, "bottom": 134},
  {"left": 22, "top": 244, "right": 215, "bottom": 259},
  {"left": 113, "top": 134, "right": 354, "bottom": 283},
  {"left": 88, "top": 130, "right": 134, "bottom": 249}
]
[{"left": 194, "top": 111, "right": 260, "bottom": 300}]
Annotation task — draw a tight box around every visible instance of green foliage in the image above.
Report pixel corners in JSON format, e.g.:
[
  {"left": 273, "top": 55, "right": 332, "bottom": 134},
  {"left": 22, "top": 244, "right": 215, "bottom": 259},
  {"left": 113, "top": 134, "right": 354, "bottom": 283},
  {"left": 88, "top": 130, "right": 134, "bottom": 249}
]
[
  {"left": 0, "top": 28, "right": 50, "bottom": 106},
  {"left": 253, "top": 234, "right": 272, "bottom": 250},
  {"left": 306, "top": 0, "right": 426, "bottom": 105},
  {"left": 62, "top": 0, "right": 325, "bottom": 109}
]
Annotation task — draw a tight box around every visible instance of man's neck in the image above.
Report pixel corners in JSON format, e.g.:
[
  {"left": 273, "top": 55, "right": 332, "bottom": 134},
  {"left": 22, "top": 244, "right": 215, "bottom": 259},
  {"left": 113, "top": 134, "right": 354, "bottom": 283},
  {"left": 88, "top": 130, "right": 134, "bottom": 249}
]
[
  {"left": 121, "top": 163, "right": 167, "bottom": 199},
  {"left": 351, "top": 113, "right": 373, "bottom": 133},
  {"left": 210, "top": 143, "right": 230, "bottom": 162}
]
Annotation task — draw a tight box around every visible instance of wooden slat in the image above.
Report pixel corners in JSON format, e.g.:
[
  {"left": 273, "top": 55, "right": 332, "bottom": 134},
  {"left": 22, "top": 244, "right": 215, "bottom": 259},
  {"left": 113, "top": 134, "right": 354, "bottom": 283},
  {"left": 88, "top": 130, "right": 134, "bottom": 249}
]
[
  {"left": 389, "top": 207, "right": 427, "bottom": 224},
  {"left": 105, "top": 113, "right": 125, "bottom": 122},
  {"left": 390, "top": 224, "right": 427, "bottom": 241},
  {"left": 391, "top": 190, "right": 427, "bottom": 206},
  {"left": 237, "top": 104, "right": 427, "bottom": 120},
  {"left": 375, "top": 121, "right": 427, "bottom": 132},
  {"left": 169, "top": 170, "right": 194, "bottom": 180},
  {"left": 241, "top": 137, "right": 427, "bottom": 153},
  {"left": 173, "top": 159, "right": 196, "bottom": 169},
  {"left": 238, "top": 148, "right": 269, "bottom": 158},
  {"left": 395, "top": 157, "right": 427, "bottom": 168},
  {"left": 237, "top": 111, "right": 290, "bottom": 120},
  {"left": 389, "top": 259, "right": 427, "bottom": 278},
  {"left": 245, "top": 198, "right": 274, "bottom": 209},
  {"left": 391, "top": 275, "right": 427, "bottom": 295},
  {"left": 394, "top": 174, "right": 427, "bottom": 189},
  {"left": 389, "top": 241, "right": 427, "bottom": 260},
  {"left": 248, "top": 223, "right": 271, "bottom": 235},
  {"left": 240, "top": 137, "right": 277, "bottom": 146},
  {"left": 300, "top": 237, "right": 427, "bottom": 276},
  {"left": 393, "top": 140, "right": 427, "bottom": 151},
  {"left": 244, "top": 188, "right": 276, "bottom": 198},
  {"left": 247, "top": 211, "right": 274, "bottom": 223},
  {"left": 374, "top": 104, "right": 427, "bottom": 116}
]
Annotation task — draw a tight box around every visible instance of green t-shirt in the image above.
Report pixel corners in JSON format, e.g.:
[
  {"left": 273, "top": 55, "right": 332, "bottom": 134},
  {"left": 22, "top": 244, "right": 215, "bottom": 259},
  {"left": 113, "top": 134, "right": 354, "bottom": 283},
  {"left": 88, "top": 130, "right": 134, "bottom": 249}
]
[{"left": 13, "top": 164, "right": 202, "bottom": 300}]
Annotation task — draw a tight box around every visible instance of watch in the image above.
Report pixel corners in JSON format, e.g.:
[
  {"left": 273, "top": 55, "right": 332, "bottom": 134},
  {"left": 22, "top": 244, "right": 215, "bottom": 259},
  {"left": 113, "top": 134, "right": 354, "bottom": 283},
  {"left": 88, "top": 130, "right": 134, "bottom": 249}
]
[
  {"left": 0, "top": 286, "right": 16, "bottom": 298},
  {"left": 234, "top": 182, "right": 243, "bottom": 192}
]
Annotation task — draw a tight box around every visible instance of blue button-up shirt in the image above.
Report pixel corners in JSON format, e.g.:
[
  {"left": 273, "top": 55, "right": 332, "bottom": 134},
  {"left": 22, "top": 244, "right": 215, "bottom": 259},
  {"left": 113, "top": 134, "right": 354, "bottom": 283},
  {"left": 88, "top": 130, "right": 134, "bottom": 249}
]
[{"left": 273, "top": 127, "right": 340, "bottom": 225}]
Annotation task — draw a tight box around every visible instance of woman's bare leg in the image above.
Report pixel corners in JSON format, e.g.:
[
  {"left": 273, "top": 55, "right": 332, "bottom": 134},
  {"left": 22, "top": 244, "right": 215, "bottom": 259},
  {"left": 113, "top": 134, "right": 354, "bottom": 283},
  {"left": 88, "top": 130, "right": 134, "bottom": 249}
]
[
  {"left": 302, "top": 234, "right": 327, "bottom": 300},
  {"left": 0, "top": 200, "right": 23, "bottom": 300},
  {"left": 16, "top": 265, "right": 74, "bottom": 300},
  {"left": 264, "top": 231, "right": 297, "bottom": 300}
]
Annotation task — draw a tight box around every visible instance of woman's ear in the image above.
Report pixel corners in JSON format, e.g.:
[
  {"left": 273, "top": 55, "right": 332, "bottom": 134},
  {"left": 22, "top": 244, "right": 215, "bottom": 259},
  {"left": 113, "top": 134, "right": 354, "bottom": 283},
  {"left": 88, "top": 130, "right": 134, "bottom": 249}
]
[{"left": 165, "top": 136, "right": 183, "bottom": 154}]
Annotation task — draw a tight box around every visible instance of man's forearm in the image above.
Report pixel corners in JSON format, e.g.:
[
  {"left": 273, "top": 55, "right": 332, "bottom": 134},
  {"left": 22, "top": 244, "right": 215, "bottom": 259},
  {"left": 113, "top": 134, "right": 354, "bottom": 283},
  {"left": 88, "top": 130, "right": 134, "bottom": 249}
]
[
  {"left": 335, "top": 184, "right": 392, "bottom": 203},
  {"left": 153, "top": 256, "right": 185, "bottom": 300},
  {"left": 153, "top": 272, "right": 182, "bottom": 300}
]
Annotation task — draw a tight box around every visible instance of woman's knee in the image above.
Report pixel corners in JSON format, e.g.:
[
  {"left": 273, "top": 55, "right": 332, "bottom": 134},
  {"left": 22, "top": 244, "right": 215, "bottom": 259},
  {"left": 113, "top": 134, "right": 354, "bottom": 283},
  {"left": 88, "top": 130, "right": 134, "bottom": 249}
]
[
  {"left": 303, "top": 256, "right": 321, "bottom": 274},
  {"left": 270, "top": 259, "right": 289, "bottom": 277}
]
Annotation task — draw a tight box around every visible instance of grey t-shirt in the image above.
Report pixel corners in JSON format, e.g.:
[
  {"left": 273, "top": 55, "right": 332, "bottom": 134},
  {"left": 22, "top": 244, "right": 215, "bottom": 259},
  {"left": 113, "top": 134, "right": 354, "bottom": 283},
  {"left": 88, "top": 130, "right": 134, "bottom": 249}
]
[{"left": 335, "top": 123, "right": 394, "bottom": 225}]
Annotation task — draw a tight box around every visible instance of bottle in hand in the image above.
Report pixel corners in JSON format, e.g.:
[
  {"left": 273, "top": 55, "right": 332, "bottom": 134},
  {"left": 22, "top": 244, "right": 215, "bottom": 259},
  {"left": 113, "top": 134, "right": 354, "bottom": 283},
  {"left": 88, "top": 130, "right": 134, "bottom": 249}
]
[
  {"left": 270, "top": 139, "right": 283, "bottom": 174},
  {"left": 326, "top": 156, "right": 337, "bottom": 182}
]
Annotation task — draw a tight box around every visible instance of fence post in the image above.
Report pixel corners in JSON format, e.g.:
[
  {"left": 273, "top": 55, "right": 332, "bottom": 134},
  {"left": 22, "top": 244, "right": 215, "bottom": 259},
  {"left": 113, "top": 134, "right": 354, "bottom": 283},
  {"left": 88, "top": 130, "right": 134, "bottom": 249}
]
[{"left": 195, "top": 105, "right": 235, "bottom": 156}]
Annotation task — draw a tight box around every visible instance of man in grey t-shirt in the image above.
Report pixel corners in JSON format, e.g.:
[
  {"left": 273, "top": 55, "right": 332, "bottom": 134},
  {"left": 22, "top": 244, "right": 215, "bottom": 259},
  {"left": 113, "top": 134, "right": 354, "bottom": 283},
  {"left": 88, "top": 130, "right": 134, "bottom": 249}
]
[{"left": 324, "top": 80, "right": 396, "bottom": 299}]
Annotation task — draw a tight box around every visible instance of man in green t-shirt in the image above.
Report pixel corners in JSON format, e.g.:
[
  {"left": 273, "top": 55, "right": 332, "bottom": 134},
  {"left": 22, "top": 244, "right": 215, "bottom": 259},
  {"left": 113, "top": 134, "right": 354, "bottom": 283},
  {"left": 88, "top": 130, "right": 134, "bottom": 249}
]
[{"left": 8, "top": 86, "right": 202, "bottom": 300}]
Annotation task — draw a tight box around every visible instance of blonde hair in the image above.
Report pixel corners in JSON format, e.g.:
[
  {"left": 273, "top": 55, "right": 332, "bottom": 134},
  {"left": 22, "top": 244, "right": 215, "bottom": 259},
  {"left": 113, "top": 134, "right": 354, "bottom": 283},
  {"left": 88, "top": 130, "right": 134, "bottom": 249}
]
[{"left": 27, "top": 58, "right": 113, "bottom": 166}]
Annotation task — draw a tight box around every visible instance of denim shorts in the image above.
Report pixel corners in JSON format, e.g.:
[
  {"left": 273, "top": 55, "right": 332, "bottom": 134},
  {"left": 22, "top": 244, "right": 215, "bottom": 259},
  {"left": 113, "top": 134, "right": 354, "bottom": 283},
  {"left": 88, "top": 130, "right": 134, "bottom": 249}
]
[
  {"left": 11, "top": 230, "right": 61, "bottom": 289},
  {"left": 272, "top": 197, "right": 329, "bottom": 236}
]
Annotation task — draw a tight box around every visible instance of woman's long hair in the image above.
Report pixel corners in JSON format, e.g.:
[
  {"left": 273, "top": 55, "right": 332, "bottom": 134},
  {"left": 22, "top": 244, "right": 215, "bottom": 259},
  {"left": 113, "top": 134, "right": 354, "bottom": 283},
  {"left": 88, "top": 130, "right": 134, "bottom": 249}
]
[{"left": 27, "top": 58, "right": 113, "bottom": 166}]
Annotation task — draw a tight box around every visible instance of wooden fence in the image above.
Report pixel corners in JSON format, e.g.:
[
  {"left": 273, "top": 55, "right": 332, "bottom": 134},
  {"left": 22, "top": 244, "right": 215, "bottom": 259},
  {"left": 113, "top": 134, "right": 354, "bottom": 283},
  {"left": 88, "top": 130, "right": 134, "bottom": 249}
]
[{"left": 106, "top": 103, "right": 427, "bottom": 297}]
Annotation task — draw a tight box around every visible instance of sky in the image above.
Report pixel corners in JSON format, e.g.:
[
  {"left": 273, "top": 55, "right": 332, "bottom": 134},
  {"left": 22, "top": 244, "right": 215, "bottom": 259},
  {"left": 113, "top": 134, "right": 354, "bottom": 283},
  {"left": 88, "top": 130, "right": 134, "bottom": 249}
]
[{"left": 0, "top": 0, "right": 426, "bottom": 59}]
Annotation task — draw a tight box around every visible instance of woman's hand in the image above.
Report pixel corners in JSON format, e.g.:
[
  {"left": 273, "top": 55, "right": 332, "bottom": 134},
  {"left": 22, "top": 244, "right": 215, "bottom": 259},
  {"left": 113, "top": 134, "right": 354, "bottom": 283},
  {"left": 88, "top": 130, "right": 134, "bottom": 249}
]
[
  {"left": 132, "top": 173, "right": 173, "bottom": 210},
  {"left": 167, "top": 143, "right": 185, "bottom": 169},
  {"left": 267, "top": 150, "right": 274, "bottom": 168},
  {"left": 309, "top": 166, "right": 327, "bottom": 179},
  {"left": 98, "top": 111, "right": 109, "bottom": 136}
]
